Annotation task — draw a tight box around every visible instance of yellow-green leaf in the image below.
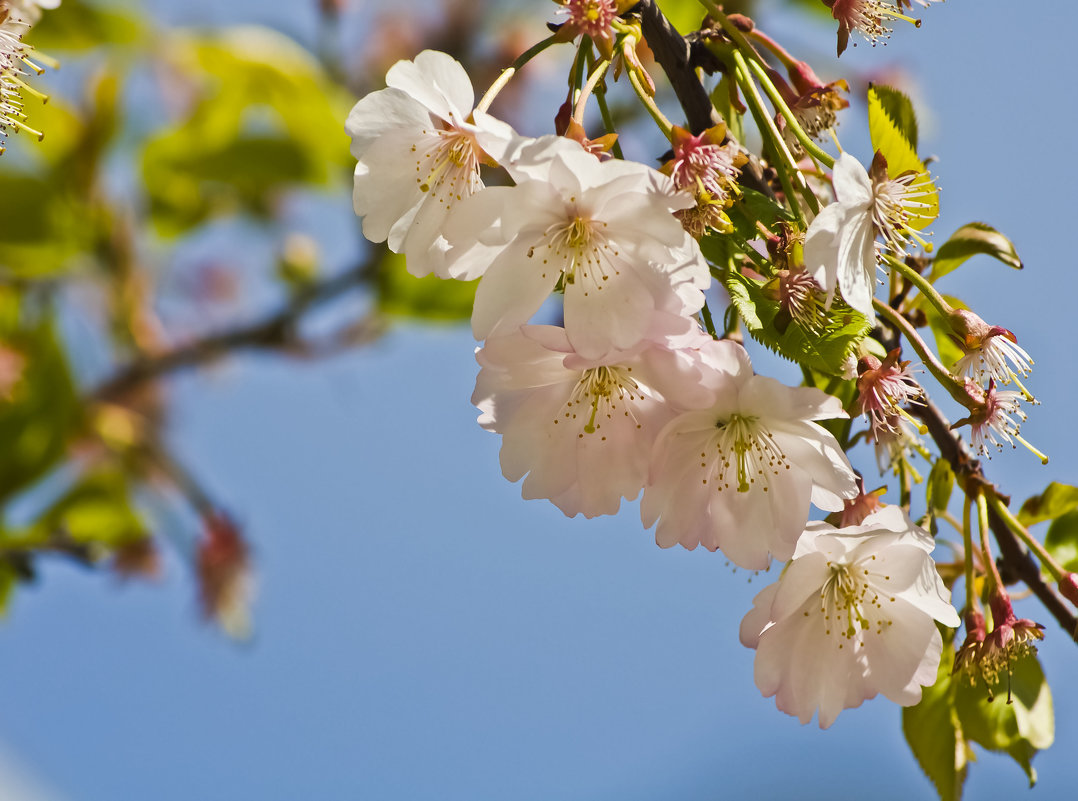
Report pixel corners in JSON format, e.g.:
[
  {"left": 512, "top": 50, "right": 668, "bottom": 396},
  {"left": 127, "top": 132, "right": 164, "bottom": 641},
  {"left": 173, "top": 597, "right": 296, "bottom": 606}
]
[{"left": 930, "top": 223, "right": 1023, "bottom": 281}]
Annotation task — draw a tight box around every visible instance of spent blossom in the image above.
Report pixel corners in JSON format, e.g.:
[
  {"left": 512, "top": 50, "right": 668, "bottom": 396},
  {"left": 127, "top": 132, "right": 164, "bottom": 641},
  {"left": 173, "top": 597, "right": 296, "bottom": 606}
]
[
  {"left": 856, "top": 348, "right": 923, "bottom": 440},
  {"left": 950, "top": 309, "right": 1034, "bottom": 391},
  {"left": 641, "top": 339, "right": 858, "bottom": 570},
  {"left": 955, "top": 380, "right": 1046, "bottom": 462},
  {"left": 803, "top": 151, "right": 935, "bottom": 321},
  {"left": 824, "top": 0, "right": 924, "bottom": 56},
  {"left": 345, "top": 50, "right": 515, "bottom": 279},
  {"left": 740, "top": 506, "right": 960, "bottom": 727}
]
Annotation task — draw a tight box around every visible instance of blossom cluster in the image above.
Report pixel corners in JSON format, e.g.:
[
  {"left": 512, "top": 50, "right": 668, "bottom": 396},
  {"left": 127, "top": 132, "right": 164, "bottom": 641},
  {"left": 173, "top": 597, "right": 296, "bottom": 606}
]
[{"left": 345, "top": 49, "right": 959, "bottom": 728}]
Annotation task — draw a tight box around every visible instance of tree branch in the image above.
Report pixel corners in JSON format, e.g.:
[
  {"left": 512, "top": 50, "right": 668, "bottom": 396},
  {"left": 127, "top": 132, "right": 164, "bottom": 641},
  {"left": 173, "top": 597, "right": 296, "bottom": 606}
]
[
  {"left": 90, "top": 254, "right": 383, "bottom": 403},
  {"left": 914, "top": 399, "right": 1078, "bottom": 640}
]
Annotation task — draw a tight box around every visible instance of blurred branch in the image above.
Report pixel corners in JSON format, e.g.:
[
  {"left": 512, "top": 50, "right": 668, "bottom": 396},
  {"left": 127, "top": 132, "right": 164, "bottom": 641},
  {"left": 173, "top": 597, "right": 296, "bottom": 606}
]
[{"left": 90, "top": 253, "right": 384, "bottom": 403}]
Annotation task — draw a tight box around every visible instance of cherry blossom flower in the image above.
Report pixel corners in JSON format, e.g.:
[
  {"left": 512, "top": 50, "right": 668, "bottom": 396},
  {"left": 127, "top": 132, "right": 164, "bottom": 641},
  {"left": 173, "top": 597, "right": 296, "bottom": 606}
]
[
  {"left": 856, "top": 349, "right": 923, "bottom": 440},
  {"left": 446, "top": 136, "right": 710, "bottom": 359},
  {"left": 641, "top": 339, "right": 858, "bottom": 570},
  {"left": 803, "top": 151, "right": 933, "bottom": 321},
  {"left": 949, "top": 309, "right": 1033, "bottom": 390},
  {"left": 970, "top": 588, "right": 1045, "bottom": 698},
  {"left": 824, "top": 0, "right": 923, "bottom": 56},
  {"left": 739, "top": 506, "right": 960, "bottom": 728},
  {"left": 472, "top": 319, "right": 714, "bottom": 518},
  {"left": 345, "top": 50, "right": 515, "bottom": 279},
  {"left": 663, "top": 124, "right": 743, "bottom": 238}
]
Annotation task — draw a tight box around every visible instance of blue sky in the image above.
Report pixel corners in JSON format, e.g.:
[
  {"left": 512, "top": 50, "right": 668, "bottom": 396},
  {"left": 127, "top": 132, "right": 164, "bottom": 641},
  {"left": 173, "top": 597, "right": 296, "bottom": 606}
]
[{"left": 0, "top": 1, "right": 1075, "bottom": 799}]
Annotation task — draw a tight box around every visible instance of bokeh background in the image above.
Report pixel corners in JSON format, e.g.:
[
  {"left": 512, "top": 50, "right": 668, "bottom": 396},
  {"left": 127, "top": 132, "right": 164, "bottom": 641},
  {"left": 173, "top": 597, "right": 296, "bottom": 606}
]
[{"left": 0, "top": 0, "right": 1074, "bottom": 799}]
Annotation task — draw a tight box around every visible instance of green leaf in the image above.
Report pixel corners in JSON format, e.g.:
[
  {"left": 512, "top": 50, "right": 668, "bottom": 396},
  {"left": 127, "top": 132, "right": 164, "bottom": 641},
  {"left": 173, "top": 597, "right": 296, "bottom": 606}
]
[
  {"left": 868, "top": 84, "right": 919, "bottom": 150},
  {"left": 376, "top": 251, "right": 477, "bottom": 322},
  {"left": 904, "top": 640, "right": 969, "bottom": 801},
  {"left": 927, "top": 458, "right": 955, "bottom": 520},
  {"left": 930, "top": 223, "right": 1023, "bottom": 281},
  {"left": 1044, "top": 509, "right": 1078, "bottom": 572},
  {"left": 142, "top": 27, "right": 352, "bottom": 235},
  {"left": 655, "top": 0, "right": 706, "bottom": 34},
  {"left": 726, "top": 188, "right": 797, "bottom": 240},
  {"left": 1017, "top": 482, "right": 1078, "bottom": 527},
  {"left": 867, "top": 84, "right": 937, "bottom": 231},
  {"left": 25, "top": 0, "right": 144, "bottom": 51},
  {"left": 710, "top": 75, "right": 745, "bottom": 143},
  {"left": 916, "top": 292, "right": 966, "bottom": 373},
  {"left": 34, "top": 468, "right": 148, "bottom": 549},
  {"left": 955, "top": 653, "right": 1054, "bottom": 788},
  {"left": 723, "top": 270, "right": 870, "bottom": 375}
]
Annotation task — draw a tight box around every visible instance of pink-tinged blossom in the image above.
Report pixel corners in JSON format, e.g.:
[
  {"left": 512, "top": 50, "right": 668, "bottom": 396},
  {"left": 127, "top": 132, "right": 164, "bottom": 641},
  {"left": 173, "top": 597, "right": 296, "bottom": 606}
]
[
  {"left": 641, "top": 339, "right": 858, "bottom": 570},
  {"left": 824, "top": 0, "right": 923, "bottom": 56},
  {"left": 950, "top": 309, "right": 1033, "bottom": 390},
  {"left": 803, "top": 152, "right": 934, "bottom": 321},
  {"left": 740, "top": 506, "right": 960, "bottom": 728},
  {"left": 345, "top": 50, "right": 515, "bottom": 279},
  {"left": 958, "top": 380, "right": 1028, "bottom": 458},
  {"left": 856, "top": 349, "right": 923, "bottom": 440},
  {"left": 446, "top": 136, "right": 709, "bottom": 360},
  {"left": 472, "top": 320, "right": 715, "bottom": 518}
]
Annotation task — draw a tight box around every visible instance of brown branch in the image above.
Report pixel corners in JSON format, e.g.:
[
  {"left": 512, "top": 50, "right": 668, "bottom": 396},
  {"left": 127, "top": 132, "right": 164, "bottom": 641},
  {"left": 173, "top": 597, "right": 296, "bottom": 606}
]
[
  {"left": 90, "top": 255, "right": 383, "bottom": 403},
  {"left": 914, "top": 398, "right": 1078, "bottom": 640}
]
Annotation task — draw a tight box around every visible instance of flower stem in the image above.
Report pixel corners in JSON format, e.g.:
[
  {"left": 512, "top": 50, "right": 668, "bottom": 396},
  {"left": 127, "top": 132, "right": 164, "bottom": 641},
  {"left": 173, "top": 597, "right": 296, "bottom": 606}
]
[
  {"left": 986, "top": 491, "right": 1068, "bottom": 582},
  {"left": 743, "top": 57, "right": 836, "bottom": 170},
  {"left": 574, "top": 56, "right": 612, "bottom": 123},
  {"left": 962, "top": 493, "right": 975, "bottom": 611},
  {"left": 883, "top": 254, "right": 952, "bottom": 319},
  {"left": 624, "top": 53, "right": 673, "bottom": 137},
  {"left": 872, "top": 299, "right": 968, "bottom": 407},
  {"left": 476, "top": 34, "right": 562, "bottom": 113},
  {"left": 701, "top": 300, "right": 718, "bottom": 338},
  {"left": 978, "top": 491, "right": 1004, "bottom": 593},
  {"left": 593, "top": 76, "right": 625, "bottom": 160}
]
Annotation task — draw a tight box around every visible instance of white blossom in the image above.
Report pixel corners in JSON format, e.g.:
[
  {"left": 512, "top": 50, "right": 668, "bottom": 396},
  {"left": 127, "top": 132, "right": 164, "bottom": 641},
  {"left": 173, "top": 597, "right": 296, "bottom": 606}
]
[
  {"left": 739, "top": 506, "right": 960, "bottom": 728},
  {"left": 344, "top": 50, "right": 515, "bottom": 279},
  {"left": 446, "top": 136, "right": 709, "bottom": 360},
  {"left": 472, "top": 318, "right": 714, "bottom": 518},
  {"left": 641, "top": 339, "right": 858, "bottom": 569}
]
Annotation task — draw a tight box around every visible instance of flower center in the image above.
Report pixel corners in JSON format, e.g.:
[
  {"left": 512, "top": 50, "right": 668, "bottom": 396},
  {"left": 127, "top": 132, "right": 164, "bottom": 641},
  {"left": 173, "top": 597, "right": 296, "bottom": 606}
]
[
  {"left": 561, "top": 0, "right": 618, "bottom": 39},
  {"left": 554, "top": 365, "right": 643, "bottom": 437},
  {"left": 703, "top": 413, "right": 789, "bottom": 493},
  {"left": 871, "top": 171, "right": 934, "bottom": 256},
  {"left": 818, "top": 561, "right": 895, "bottom": 647},
  {"left": 411, "top": 125, "right": 482, "bottom": 206},
  {"left": 530, "top": 212, "right": 620, "bottom": 295}
]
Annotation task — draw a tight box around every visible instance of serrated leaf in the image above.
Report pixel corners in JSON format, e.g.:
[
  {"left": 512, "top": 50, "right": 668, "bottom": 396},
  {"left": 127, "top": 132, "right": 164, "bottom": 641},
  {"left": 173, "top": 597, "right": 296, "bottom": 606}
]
[
  {"left": 723, "top": 270, "right": 870, "bottom": 375},
  {"left": 1044, "top": 509, "right": 1078, "bottom": 572},
  {"left": 930, "top": 223, "right": 1023, "bottom": 281},
  {"left": 904, "top": 640, "right": 968, "bottom": 801},
  {"left": 868, "top": 84, "right": 919, "bottom": 150},
  {"left": 867, "top": 85, "right": 937, "bottom": 231},
  {"left": 1017, "top": 483, "right": 1078, "bottom": 527}
]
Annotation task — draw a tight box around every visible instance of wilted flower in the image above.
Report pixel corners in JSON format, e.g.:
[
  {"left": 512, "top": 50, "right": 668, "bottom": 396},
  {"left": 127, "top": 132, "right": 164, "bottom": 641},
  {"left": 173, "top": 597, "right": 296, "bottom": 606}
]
[
  {"left": 950, "top": 309, "right": 1033, "bottom": 391},
  {"left": 955, "top": 380, "right": 1041, "bottom": 460},
  {"left": 976, "top": 588, "right": 1045, "bottom": 697},
  {"left": 196, "top": 513, "right": 253, "bottom": 640},
  {"left": 856, "top": 348, "right": 923, "bottom": 440},
  {"left": 740, "top": 506, "right": 960, "bottom": 727},
  {"left": 824, "top": 0, "right": 923, "bottom": 56}
]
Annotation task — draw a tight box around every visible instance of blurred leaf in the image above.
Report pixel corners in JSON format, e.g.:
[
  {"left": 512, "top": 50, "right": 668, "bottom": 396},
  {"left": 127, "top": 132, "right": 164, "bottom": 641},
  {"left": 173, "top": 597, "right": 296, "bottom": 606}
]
[
  {"left": 376, "top": 251, "right": 477, "bottom": 321},
  {"left": 1044, "top": 510, "right": 1078, "bottom": 572},
  {"left": 142, "top": 26, "right": 352, "bottom": 235},
  {"left": 904, "top": 640, "right": 969, "bottom": 801},
  {"left": 0, "top": 310, "right": 80, "bottom": 502},
  {"left": 35, "top": 467, "right": 147, "bottom": 548},
  {"left": 0, "top": 170, "right": 95, "bottom": 275},
  {"left": 25, "top": 0, "right": 143, "bottom": 51},
  {"left": 656, "top": 0, "right": 707, "bottom": 33},
  {"left": 954, "top": 653, "right": 1053, "bottom": 787},
  {"left": 724, "top": 269, "right": 870, "bottom": 375},
  {"left": 927, "top": 458, "right": 955, "bottom": 518},
  {"left": 0, "top": 561, "right": 17, "bottom": 616},
  {"left": 1018, "top": 483, "right": 1078, "bottom": 527},
  {"left": 867, "top": 84, "right": 937, "bottom": 231},
  {"left": 930, "top": 223, "right": 1023, "bottom": 282}
]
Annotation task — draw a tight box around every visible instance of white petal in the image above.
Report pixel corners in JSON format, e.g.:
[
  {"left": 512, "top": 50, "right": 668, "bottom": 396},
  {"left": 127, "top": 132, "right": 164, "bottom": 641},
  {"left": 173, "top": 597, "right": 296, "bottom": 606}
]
[
  {"left": 832, "top": 152, "right": 873, "bottom": 206},
  {"left": 385, "top": 50, "right": 474, "bottom": 123}
]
